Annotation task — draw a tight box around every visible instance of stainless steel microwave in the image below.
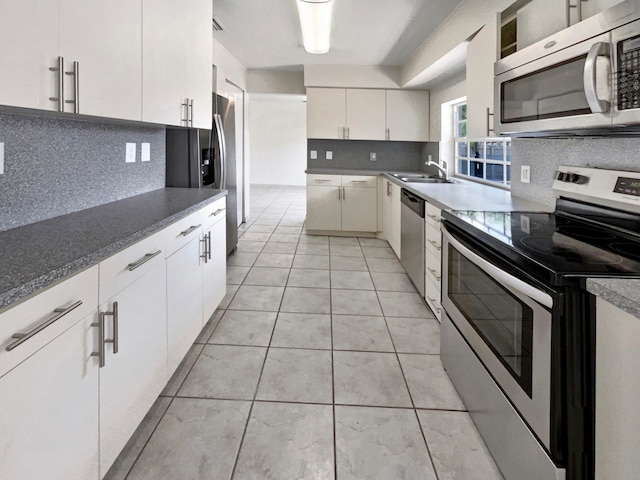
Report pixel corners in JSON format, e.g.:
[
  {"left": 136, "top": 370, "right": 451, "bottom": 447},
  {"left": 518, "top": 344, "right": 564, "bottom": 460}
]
[{"left": 494, "top": 0, "right": 640, "bottom": 136}]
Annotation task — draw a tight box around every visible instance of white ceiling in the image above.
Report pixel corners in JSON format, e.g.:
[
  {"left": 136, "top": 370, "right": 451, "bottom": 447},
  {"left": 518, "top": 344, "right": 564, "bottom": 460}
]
[{"left": 211, "top": 0, "right": 465, "bottom": 70}]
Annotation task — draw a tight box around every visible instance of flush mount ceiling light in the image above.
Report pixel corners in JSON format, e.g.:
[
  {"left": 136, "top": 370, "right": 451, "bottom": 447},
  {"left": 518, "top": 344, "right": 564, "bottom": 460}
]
[{"left": 296, "top": 0, "right": 334, "bottom": 54}]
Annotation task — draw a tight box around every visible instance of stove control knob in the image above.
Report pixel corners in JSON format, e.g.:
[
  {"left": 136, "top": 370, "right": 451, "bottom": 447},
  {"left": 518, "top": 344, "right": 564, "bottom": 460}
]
[
  {"left": 557, "top": 172, "right": 568, "bottom": 182},
  {"left": 572, "top": 174, "right": 589, "bottom": 184}
]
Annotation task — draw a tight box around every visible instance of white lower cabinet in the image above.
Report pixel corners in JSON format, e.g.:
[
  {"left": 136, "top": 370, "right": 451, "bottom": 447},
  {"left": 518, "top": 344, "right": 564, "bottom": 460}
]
[
  {"left": 381, "top": 178, "right": 402, "bottom": 258},
  {"left": 306, "top": 174, "right": 377, "bottom": 233},
  {"left": 0, "top": 197, "right": 228, "bottom": 479},
  {"left": 0, "top": 310, "right": 100, "bottom": 480},
  {"left": 98, "top": 261, "right": 167, "bottom": 476},
  {"left": 424, "top": 203, "right": 443, "bottom": 320}
]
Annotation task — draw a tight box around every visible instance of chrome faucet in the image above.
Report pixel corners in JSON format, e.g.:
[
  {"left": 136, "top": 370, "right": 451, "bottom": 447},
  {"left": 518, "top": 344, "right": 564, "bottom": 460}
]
[{"left": 426, "top": 160, "right": 448, "bottom": 180}]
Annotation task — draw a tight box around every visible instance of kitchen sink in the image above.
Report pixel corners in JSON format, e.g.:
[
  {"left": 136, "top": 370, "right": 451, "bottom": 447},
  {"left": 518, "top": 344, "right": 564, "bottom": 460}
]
[{"left": 389, "top": 173, "right": 454, "bottom": 184}]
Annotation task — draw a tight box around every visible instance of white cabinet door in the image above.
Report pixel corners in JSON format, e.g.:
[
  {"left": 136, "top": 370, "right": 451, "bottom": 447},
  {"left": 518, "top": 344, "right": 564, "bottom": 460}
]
[
  {"left": 307, "top": 88, "right": 347, "bottom": 139},
  {"left": 203, "top": 217, "right": 226, "bottom": 323},
  {"left": 386, "top": 90, "right": 430, "bottom": 142},
  {"left": 183, "top": 0, "right": 213, "bottom": 129},
  {"left": 346, "top": 89, "right": 386, "bottom": 140},
  {"left": 517, "top": 0, "right": 568, "bottom": 51},
  {"left": 307, "top": 185, "right": 342, "bottom": 231},
  {"left": 99, "top": 264, "right": 167, "bottom": 476},
  {"left": 580, "top": 0, "right": 625, "bottom": 22},
  {"left": 466, "top": 20, "right": 498, "bottom": 139},
  {"left": 342, "top": 186, "right": 378, "bottom": 232},
  {"left": 167, "top": 234, "right": 204, "bottom": 375},
  {"left": 0, "top": 0, "right": 59, "bottom": 110},
  {"left": 142, "top": 0, "right": 187, "bottom": 126},
  {"left": 388, "top": 181, "right": 402, "bottom": 258},
  {"left": 59, "top": 0, "right": 142, "bottom": 120},
  {"left": 0, "top": 312, "right": 100, "bottom": 480}
]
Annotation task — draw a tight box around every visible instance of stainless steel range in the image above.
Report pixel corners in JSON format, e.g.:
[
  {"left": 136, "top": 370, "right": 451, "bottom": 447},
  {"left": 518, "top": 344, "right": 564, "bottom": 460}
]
[{"left": 440, "top": 166, "right": 640, "bottom": 480}]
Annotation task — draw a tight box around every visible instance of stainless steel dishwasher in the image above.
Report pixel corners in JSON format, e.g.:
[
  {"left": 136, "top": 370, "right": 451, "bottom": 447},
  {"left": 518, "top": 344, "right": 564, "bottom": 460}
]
[{"left": 400, "top": 189, "right": 425, "bottom": 297}]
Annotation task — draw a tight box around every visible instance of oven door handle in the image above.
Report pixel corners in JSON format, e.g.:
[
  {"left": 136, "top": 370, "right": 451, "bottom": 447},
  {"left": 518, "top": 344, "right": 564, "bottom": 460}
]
[{"left": 443, "top": 228, "right": 553, "bottom": 309}]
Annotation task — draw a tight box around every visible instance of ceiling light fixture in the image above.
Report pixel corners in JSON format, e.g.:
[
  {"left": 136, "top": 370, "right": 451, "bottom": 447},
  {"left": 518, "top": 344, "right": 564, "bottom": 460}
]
[{"left": 296, "top": 0, "right": 334, "bottom": 54}]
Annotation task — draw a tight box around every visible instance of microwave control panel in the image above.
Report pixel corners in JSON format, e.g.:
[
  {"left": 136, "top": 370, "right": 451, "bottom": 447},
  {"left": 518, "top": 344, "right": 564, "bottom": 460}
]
[{"left": 618, "top": 34, "right": 640, "bottom": 110}]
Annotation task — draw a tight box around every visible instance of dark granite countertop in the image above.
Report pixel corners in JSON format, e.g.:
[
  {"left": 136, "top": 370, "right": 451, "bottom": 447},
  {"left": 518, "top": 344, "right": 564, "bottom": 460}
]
[
  {"left": 586, "top": 278, "right": 640, "bottom": 318},
  {"left": 0, "top": 187, "right": 227, "bottom": 310}
]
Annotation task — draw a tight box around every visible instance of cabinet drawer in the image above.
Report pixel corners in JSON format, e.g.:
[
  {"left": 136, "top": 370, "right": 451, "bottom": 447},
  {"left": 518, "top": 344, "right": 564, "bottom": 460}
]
[
  {"left": 0, "top": 265, "right": 99, "bottom": 378},
  {"left": 307, "top": 174, "right": 341, "bottom": 187},
  {"left": 342, "top": 175, "right": 377, "bottom": 187},
  {"left": 424, "top": 275, "right": 442, "bottom": 321},
  {"left": 201, "top": 197, "right": 227, "bottom": 230},
  {"left": 99, "top": 230, "right": 165, "bottom": 302},
  {"left": 425, "top": 203, "right": 442, "bottom": 229},
  {"left": 164, "top": 209, "right": 204, "bottom": 257},
  {"left": 425, "top": 223, "right": 442, "bottom": 258},
  {"left": 425, "top": 251, "right": 442, "bottom": 288}
]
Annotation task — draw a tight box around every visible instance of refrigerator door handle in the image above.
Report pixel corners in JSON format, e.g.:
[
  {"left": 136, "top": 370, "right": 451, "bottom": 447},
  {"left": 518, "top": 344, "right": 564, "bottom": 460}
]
[{"left": 213, "top": 113, "right": 227, "bottom": 189}]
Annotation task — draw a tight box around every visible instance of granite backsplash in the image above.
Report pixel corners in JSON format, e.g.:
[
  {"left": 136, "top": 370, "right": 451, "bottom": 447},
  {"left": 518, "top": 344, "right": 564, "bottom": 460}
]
[{"left": 0, "top": 112, "right": 165, "bottom": 231}]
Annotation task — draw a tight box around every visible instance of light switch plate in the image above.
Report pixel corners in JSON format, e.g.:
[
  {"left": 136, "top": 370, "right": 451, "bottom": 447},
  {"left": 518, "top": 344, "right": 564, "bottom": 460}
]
[
  {"left": 126, "top": 143, "right": 136, "bottom": 163},
  {"left": 326, "top": 151, "right": 333, "bottom": 160},
  {"left": 0, "top": 142, "right": 4, "bottom": 175},
  {"left": 310, "top": 150, "right": 317, "bottom": 160},
  {"left": 521, "top": 165, "right": 531, "bottom": 183},
  {"left": 141, "top": 143, "right": 151, "bottom": 162}
]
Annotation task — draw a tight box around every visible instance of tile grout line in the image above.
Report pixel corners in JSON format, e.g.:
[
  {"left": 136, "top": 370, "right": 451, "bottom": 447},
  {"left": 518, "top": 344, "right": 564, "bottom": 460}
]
[{"left": 329, "top": 243, "right": 338, "bottom": 480}]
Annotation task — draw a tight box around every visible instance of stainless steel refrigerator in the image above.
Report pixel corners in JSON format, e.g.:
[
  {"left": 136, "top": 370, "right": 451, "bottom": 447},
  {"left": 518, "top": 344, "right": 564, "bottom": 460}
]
[{"left": 165, "top": 94, "right": 238, "bottom": 255}]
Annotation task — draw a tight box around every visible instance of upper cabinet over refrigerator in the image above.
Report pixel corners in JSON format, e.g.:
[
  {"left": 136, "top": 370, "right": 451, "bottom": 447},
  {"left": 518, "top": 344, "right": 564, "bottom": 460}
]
[{"left": 494, "top": 0, "right": 640, "bottom": 136}]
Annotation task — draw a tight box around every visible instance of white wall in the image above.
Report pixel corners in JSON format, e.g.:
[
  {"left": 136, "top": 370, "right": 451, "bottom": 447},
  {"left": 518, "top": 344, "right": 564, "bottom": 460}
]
[
  {"left": 304, "top": 65, "right": 402, "bottom": 89},
  {"left": 428, "top": 73, "right": 466, "bottom": 143},
  {"left": 247, "top": 70, "right": 305, "bottom": 95},
  {"left": 249, "top": 96, "right": 307, "bottom": 186}
]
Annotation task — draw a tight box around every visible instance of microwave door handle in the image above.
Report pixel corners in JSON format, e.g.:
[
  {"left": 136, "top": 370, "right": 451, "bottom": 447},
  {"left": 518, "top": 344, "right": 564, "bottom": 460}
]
[
  {"left": 583, "top": 41, "right": 611, "bottom": 114},
  {"left": 442, "top": 228, "right": 553, "bottom": 309}
]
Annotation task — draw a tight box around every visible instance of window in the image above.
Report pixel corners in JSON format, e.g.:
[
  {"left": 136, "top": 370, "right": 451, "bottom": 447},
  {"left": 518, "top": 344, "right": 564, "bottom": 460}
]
[{"left": 453, "top": 101, "right": 511, "bottom": 188}]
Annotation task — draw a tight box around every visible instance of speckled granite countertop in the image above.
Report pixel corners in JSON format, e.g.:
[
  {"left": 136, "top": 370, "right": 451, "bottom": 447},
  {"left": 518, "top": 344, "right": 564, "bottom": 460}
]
[
  {"left": 305, "top": 168, "right": 549, "bottom": 212},
  {"left": 0, "top": 188, "right": 227, "bottom": 310},
  {"left": 586, "top": 278, "right": 640, "bottom": 318}
]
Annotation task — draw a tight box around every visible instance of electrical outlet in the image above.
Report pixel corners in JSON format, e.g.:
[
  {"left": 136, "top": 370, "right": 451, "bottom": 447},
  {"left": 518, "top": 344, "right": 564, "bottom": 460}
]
[
  {"left": 0, "top": 142, "right": 4, "bottom": 175},
  {"left": 326, "top": 151, "right": 333, "bottom": 160},
  {"left": 126, "top": 143, "right": 136, "bottom": 163},
  {"left": 428, "top": 154, "right": 432, "bottom": 163},
  {"left": 310, "top": 150, "right": 317, "bottom": 160},
  {"left": 141, "top": 143, "right": 151, "bottom": 162},
  {"left": 521, "top": 165, "right": 531, "bottom": 183},
  {"left": 370, "top": 152, "right": 377, "bottom": 162}
]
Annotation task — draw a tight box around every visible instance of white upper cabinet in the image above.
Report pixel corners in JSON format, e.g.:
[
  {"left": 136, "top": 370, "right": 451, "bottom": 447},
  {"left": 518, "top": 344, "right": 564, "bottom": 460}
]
[
  {"left": 307, "top": 88, "right": 347, "bottom": 139},
  {"left": 142, "top": 0, "right": 212, "bottom": 127},
  {"left": 0, "top": 0, "right": 59, "bottom": 111},
  {"left": 346, "top": 89, "right": 386, "bottom": 140},
  {"left": 307, "top": 87, "right": 430, "bottom": 141},
  {"left": 183, "top": 0, "right": 213, "bottom": 129},
  {"left": 386, "top": 90, "right": 430, "bottom": 142},
  {"left": 59, "top": 0, "right": 142, "bottom": 121},
  {"left": 466, "top": 21, "right": 498, "bottom": 138}
]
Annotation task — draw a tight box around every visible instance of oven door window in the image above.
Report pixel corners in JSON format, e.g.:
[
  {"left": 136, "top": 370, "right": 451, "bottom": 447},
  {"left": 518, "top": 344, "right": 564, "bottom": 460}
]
[
  {"left": 501, "top": 55, "right": 591, "bottom": 123},
  {"left": 448, "top": 246, "right": 533, "bottom": 397}
]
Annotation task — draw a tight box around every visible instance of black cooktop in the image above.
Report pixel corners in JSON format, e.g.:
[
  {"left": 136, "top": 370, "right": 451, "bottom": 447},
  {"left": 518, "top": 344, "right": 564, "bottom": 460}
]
[{"left": 443, "top": 209, "right": 640, "bottom": 285}]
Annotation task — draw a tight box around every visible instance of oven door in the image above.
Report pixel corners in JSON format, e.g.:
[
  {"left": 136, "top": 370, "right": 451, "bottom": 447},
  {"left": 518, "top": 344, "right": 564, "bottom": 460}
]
[
  {"left": 495, "top": 32, "right": 613, "bottom": 134},
  {"left": 441, "top": 226, "right": 554, "bottom": 450}
]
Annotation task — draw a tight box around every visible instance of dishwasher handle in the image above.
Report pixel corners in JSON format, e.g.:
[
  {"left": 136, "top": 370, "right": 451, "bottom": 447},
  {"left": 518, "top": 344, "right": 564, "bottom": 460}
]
[{"left": 400, "top": 189, "right": 425, "bottom": 218}]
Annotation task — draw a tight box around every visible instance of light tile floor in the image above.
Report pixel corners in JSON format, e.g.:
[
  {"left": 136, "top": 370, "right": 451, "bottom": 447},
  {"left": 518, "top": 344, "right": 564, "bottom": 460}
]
[{"left": 105, "top": 185, "right": 504, "bottom": 480}]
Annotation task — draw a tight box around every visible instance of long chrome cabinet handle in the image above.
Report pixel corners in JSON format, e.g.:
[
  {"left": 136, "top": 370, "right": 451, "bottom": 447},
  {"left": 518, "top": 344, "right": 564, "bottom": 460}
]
[
  {"left": 103, "top": 302, "right": 119, "bottom": 354},
  {"left": 6, "top": 300, "right": 83, "bottom": 351},
  {"left": 210, "top": 208, "right": 226, "bottom": 217},
  {"left": 189, "top": 98, "right": 194, "bottom": 126},
  {"left": 342, "top": 186, "right": 346, "bottom": 200},
  {"left": 427, "top": 268, "right": 441, "bottom": 281},
  {"left": 180, "top": 224, "right": 201, "bottom": 237},
  {"left": 181, "top": 99, "right": 189, "bottom": 126},
  {"left": 386, "top": 128, "right": 390, "bottom": 141},
  {"left": 207, "top": 232, "right": 212, "bottom": 261},
  {"left": 350, "top": 180, "right": 369, "bottom": 185},
  {"left": 48, "top": 56, "right": 64, "bottom": 112},
  {"left": 91, "top": 312, "right": 106, "bottom": 368},
  {"left": 338, "top": 186, "right": 341, "bottom": 200},
  {"left": 200, "top": 234, "right": 209, "bottom": 263},
  {"left": 315, "top": 179, "right": 331, "bottom": 183},
  {"left": 428, "top": 239, "right": 441, "bottom": 251},
  {"left": 65, "top": 61, "right": 79, "bottom": 113},
  {"left": 386, "top": 181, "right": 391, "bottom": 196},
  {"left": 583, "top": 42, "right": 611, "bottom": 114},
  {"left": 127, "top": 250, "right": 162, "bottom": 271}
]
